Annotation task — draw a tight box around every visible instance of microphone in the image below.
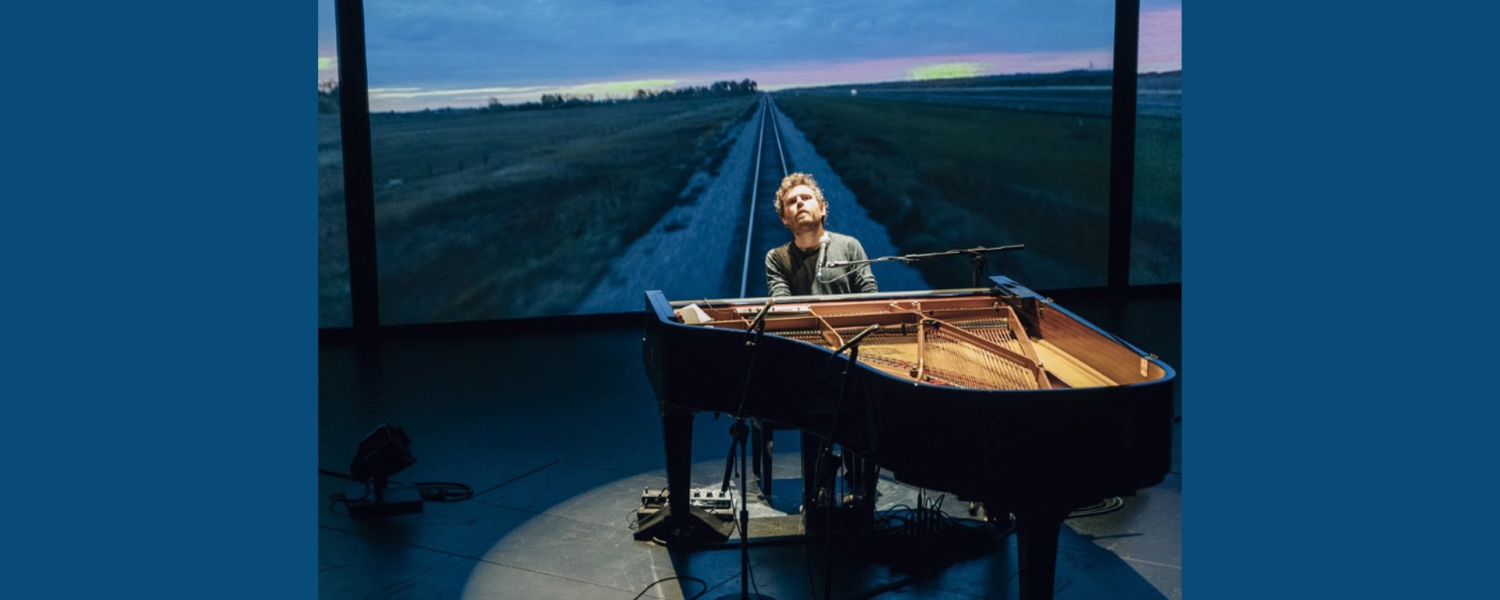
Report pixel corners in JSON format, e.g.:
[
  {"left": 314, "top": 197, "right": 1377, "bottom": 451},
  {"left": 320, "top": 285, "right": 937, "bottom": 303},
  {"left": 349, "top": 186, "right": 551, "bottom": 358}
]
[
  {"left": 833, "top": 324, "right": 881, "bottom": 356},
  {"left": 744, "top": 298, "right": 774, "bottom": 342},
  {"left": 814, "top": 233, "right": 831, "bottom": 280}
]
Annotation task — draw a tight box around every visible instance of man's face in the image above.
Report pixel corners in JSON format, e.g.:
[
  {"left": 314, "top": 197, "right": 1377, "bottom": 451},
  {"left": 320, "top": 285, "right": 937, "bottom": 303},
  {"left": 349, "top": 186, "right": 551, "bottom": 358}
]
[{"left": 779, "top": 185, "right": 825, "bottom": 232}]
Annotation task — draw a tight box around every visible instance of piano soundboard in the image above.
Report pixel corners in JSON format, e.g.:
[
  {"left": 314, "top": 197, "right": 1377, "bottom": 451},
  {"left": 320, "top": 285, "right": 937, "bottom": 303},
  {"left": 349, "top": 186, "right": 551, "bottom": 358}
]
[{"left": 672, "top": 291, "right": 1159, "bottom": 391}]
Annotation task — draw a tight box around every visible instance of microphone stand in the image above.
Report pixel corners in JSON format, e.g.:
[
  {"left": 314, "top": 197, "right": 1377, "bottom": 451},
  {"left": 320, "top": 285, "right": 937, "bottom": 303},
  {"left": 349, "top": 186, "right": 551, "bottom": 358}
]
[
  {"left": 815, "top": 323, "right": 880, "bottom": 600},
  {"left": 715, "top": 302, "right": 776, "bottom": 600},
  {"left": 827, "top": 244, "right": 1025, "bottom": 287}
]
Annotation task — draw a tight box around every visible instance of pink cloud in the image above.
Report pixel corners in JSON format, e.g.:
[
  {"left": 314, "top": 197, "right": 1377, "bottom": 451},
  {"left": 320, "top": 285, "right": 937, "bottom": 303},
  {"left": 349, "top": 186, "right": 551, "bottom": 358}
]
[{"left": 1139, "top": 8, "right": 1182, "bottom": 73}]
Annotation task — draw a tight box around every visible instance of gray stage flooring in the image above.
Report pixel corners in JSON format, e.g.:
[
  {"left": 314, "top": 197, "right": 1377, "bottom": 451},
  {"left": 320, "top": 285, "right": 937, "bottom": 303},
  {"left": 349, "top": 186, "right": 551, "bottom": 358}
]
[{"left": 318, "top": 294, "right": 1181, "bottom": 599}]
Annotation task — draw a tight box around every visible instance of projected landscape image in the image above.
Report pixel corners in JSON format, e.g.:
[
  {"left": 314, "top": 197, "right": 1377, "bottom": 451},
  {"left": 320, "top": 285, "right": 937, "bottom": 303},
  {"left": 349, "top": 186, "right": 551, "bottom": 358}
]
[{"left": 318, "top": 0, "right": 1182, "bottom": 327}]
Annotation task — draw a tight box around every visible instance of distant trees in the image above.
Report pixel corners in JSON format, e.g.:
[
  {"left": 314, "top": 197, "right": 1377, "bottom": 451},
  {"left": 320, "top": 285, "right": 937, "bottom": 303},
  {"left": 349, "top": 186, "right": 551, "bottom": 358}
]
[
  {"left": 325, "top": 78, "right": 759, "bottom": 115},
  {"left": 538, "top": 93, "right": 596, "bottom": 108},
  {"left": 487, "top": 79, "right": 758, "bottom": 113},
  {"left": 318, "top": 80, "right": 340, "bottom": 114},
  {"left": 630, "top": 78, "right": 758, "bottom": 102}
]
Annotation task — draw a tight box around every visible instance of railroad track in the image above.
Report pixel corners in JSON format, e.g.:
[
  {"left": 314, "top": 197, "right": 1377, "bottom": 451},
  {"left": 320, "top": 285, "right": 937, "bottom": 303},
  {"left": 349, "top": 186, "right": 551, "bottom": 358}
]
[{"left": 738, "top": 96, "right": 793, "bottom": 298}]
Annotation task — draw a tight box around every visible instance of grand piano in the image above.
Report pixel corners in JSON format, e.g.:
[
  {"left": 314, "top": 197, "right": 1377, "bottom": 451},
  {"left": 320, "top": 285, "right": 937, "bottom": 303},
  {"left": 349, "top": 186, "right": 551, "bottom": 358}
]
[{"left": 635, "top": 276, "right": 1176, "bottom": 600}]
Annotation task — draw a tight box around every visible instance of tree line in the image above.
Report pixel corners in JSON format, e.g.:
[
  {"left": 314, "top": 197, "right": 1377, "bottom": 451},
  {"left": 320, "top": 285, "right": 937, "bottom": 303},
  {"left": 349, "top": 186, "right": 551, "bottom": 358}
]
[
  {"left": 317, "top": 79, "right": 758, "bottom": 115},
  {"left": 318, "top": 80, "right": 340, "bottom": 114}
]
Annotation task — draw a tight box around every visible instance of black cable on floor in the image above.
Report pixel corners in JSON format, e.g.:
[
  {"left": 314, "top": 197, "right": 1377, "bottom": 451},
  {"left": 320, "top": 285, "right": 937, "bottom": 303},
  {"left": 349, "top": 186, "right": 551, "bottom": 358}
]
[
  {"left": 318, "top": 468, "right": 474, "bottom": 504},
  {"left": 410, "top": 481, "right": 474, "bottom": 502},
  {"left": 632, "top": 575, "right": 707, "bottom": 600},
  {"left": 1069, "top": 497, "right": 1125, "bottom": 518},
  {"left": 327, "top": 483, "right": 371, "bottom": 507}
]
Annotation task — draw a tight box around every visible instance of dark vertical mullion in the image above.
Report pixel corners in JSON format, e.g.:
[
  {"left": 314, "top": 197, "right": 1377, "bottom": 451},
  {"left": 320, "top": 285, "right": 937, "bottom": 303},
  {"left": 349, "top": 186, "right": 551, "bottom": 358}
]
[
  {"left": 1108, "top": 0, "right": 1140, "bottom": 297},
  {"left": 334, "top": 0, "right": 379, "bottom": 336}
]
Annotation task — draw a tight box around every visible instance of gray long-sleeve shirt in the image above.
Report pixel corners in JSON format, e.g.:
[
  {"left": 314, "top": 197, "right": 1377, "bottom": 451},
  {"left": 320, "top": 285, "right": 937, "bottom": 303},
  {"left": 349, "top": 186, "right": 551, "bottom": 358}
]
[{"left": 765, "top": 231, "right": 878, "bottom": 297}]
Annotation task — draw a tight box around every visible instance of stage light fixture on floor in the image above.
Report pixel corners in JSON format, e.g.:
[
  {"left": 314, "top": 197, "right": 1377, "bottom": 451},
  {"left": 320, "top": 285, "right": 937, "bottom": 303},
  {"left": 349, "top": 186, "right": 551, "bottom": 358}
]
[{"left": 346, "top": 423, "right": 423, "bottom": 518}]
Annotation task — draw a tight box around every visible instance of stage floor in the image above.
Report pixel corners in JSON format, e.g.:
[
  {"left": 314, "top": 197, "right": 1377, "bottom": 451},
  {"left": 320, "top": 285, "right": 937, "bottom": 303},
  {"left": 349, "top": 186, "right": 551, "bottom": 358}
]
[{"left": 318, "top": 294, "right": 1181, "bottom": 599}]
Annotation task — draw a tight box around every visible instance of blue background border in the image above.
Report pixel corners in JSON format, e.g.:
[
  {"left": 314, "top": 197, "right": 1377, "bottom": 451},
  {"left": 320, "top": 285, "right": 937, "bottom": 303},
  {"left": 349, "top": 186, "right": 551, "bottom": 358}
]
[
  {"left": 8, "top": 1, "right": 310, "bottom": 597},
  {"left": 10, "top": 1, "right": 1494, "bottom": 598},
  {"left": 1188, "top": 3, "right": 1494, "bottom": 599}
]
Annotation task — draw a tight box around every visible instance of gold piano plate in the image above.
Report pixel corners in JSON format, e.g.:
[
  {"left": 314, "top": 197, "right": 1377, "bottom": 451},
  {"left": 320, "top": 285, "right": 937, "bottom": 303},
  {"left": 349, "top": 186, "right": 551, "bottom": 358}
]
[{"left": 670, "top": 290, "right": 1168, "bottom": 392}]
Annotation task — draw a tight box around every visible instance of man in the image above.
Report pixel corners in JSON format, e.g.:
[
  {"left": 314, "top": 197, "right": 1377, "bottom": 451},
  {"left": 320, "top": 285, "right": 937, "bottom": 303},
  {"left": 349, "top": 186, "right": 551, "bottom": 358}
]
[
  {"left": 765, "top": 172, "right": 878, "bottom": 297},
  {"left": 761, "top": 172, "right": 879, "bottom": 522}
]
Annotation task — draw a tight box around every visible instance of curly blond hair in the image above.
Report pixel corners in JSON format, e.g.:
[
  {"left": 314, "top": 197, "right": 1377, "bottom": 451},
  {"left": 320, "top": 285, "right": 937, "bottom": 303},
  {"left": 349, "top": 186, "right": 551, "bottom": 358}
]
[{"left": 774, "top": 172, "right": 826, "bottom": 217}]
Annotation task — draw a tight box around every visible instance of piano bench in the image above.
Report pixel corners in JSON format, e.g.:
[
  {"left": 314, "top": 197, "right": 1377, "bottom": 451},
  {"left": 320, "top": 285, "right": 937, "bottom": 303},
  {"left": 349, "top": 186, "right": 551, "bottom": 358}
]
[{"left": 750, "top": 418, "right": 793, "bottom": 499}]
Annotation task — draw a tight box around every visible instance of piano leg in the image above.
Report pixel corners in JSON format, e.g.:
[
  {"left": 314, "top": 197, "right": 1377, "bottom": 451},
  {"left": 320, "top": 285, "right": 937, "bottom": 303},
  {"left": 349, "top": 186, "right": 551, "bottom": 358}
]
[
  {"left": 1011, "top": 503, "right": 1072, "bottom": 600},
  {"left": 634, "top": 407, "right": 733, "bottom": 542},
  {"left": 800, "top": 430, "right": 823, "bottom": 529},
  {"left": 751, "top": 419, "right": 771, "bottom": 500},
  {"left": 846, "top": 453, "right": 878, "bottom": 509}
]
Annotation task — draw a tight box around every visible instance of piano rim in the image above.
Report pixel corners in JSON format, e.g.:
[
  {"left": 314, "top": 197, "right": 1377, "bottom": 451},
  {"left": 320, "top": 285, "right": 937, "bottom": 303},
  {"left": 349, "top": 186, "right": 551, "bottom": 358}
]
[{"left": 644, "top": 283, "right": 1177, "bottom": 392}]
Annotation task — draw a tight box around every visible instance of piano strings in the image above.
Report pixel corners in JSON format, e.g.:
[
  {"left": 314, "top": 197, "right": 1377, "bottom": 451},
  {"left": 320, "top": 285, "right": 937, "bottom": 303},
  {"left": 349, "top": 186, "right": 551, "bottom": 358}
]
[{"left": 745, "top": 309, "right": 1046, "bottom": 390}]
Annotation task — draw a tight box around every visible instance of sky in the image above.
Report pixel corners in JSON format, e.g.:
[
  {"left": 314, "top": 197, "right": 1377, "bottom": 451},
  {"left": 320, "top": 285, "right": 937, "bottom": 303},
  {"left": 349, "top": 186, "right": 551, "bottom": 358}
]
[{"left": 319, "top": 0, "right": 1182, "bottom": 113}]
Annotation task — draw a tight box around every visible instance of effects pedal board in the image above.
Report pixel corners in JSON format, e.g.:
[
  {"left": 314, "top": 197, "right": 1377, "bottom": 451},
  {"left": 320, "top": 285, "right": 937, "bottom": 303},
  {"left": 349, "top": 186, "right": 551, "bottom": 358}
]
[{"left": 639, "top": 487, "right": 736, "bottom": 522}]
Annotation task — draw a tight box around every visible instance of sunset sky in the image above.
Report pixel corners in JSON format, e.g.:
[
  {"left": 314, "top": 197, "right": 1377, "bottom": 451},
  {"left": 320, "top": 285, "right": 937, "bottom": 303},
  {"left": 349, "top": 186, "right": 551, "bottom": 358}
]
[{"left": 319, "top": 0, "right": 1182, "bottom": 112}]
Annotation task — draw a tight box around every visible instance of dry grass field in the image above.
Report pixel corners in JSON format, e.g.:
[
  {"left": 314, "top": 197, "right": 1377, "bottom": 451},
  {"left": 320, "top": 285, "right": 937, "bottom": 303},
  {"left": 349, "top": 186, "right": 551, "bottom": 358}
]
[
  {"left": 321, "top": 97, "right": 757, "bottom": 324},
  {"left": 320, "top": 75, "right": 1180, "bottom": 326},
  {"left": 774, "top": 82, "right": 1181, "bottom": 289},
  {"left": 776, "top": 94, "right": 1115, "bottom": 289},
  {"left": 1131, "top": 112, "right": 1183, "bottom": 284},
  {"left": 318, "top": 114, "right": 351, "bottom": 327}
]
